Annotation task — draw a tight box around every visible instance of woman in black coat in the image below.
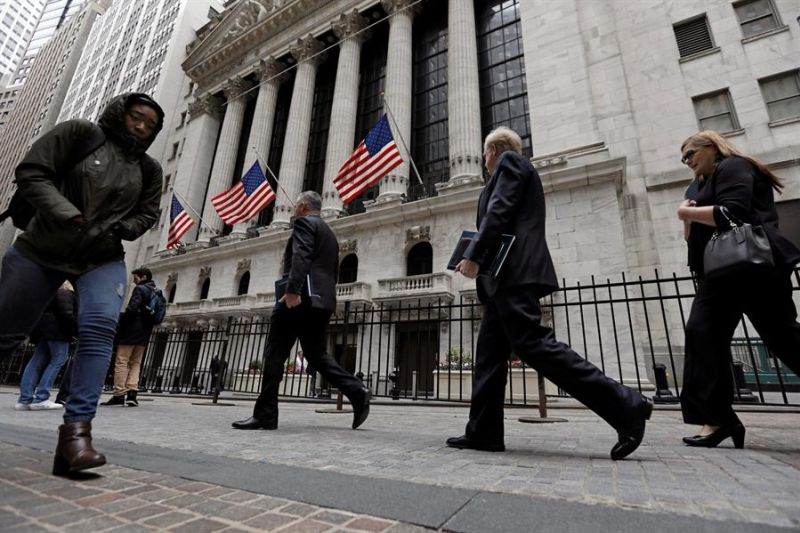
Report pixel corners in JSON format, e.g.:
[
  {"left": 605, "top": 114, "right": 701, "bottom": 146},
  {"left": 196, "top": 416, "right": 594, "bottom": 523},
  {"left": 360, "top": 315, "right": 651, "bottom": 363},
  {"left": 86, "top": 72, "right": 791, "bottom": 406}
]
[{"left": 677, "top": 130, "right": 800, "bottom": 448}]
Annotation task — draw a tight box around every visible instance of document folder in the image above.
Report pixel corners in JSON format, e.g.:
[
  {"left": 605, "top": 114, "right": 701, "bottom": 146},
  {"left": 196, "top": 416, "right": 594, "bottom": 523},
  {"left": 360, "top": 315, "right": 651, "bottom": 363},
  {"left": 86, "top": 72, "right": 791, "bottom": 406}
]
[{"left": 446, "top": 230, "right": 515, "bottom": 279}]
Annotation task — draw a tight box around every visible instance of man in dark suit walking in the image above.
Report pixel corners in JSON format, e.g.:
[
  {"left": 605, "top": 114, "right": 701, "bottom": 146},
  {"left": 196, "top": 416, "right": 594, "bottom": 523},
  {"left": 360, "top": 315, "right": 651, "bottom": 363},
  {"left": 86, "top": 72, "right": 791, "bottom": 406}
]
[
  {"left": 232, "top": 191, "right": 370, "bottom": 431},
  {"left": 448, "top": 127, "right": 652, "bottom": 460}
]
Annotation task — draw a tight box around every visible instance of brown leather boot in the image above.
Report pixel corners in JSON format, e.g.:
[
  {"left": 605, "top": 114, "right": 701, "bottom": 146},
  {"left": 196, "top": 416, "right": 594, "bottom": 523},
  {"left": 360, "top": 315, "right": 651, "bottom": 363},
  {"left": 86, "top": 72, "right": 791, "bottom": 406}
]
[{"left": 52, "top": 421, "right": 106, "bottom": 476}]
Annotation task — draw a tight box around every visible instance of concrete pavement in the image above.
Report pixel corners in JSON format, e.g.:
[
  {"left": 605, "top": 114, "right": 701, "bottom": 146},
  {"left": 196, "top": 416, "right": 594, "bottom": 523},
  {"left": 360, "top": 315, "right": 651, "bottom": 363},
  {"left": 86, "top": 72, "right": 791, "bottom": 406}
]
[{"left": 1, "top": 388, "right": 799, "bottom": 532}]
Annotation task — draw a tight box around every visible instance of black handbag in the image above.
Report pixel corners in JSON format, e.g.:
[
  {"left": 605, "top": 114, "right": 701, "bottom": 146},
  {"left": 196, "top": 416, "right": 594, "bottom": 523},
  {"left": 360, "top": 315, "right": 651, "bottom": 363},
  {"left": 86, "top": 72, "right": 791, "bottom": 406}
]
[{"left": 703, "top": 206, "right": 773, "bottom": 279}]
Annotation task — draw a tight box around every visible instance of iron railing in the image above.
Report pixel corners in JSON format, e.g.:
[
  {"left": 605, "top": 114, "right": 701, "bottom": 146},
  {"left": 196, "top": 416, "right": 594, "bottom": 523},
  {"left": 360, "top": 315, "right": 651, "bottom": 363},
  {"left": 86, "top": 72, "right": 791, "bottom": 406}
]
[{"left": 1, "top": 269, "right": 798, "bottom": 406}]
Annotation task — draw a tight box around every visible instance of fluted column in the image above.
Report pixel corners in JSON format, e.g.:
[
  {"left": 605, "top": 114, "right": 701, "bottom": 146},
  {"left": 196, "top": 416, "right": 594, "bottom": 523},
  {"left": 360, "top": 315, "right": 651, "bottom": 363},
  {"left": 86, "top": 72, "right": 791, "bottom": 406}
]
[
  {"left": 438, "top": 0, "right": 483, "bottom": 195},
  {"left": 168, "top": 94, "right": 222, "bottom": 249},
  {"left": 321, "top": 10, "right": 369, "bottom": 219},
  {"left": 271, "top": 35, "right": 325, "bottom": 227},
  {"left": 198, "top": 77, "right": 253, "bottom": 243},
  {"left": 376, "top": 0, "right": 417, "bottom": 206},
  {"left": 231, "top": 58, "right": 287, "bottom": 235}
]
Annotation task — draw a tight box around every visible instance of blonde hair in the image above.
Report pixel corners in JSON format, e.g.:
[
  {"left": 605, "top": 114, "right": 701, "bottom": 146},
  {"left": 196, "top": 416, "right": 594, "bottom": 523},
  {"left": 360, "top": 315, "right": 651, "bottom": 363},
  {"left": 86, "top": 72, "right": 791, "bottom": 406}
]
[
  {"left": 485, "top": 126, "right": 523, "bottom": 155},
  {"left": 681, "top": 130, "right": 783, "bottom": 192}
]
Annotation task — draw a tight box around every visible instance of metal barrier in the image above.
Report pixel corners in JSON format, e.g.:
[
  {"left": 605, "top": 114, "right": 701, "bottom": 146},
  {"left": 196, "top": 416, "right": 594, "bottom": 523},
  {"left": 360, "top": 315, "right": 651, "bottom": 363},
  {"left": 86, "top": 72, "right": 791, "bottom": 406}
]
[{"left": 2, "top": 268, "right": 798, "bottom": 406}]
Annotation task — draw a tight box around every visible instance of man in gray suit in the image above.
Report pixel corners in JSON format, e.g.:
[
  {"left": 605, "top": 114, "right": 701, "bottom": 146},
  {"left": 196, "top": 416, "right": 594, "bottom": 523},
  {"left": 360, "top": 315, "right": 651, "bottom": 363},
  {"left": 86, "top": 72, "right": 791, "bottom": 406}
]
[
  {"left": 232, "top": 191, "right": 370, "bottom": 431},
  {"left": 448, "top": 127, "right": 652, "bottom": 460}
]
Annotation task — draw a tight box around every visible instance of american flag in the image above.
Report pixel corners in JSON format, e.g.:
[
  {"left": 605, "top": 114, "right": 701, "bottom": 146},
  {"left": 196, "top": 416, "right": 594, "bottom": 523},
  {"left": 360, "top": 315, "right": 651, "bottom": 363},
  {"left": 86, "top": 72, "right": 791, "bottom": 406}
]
[
  {"left": 167, "top": 195, "right": 194, "bottom": 249},
  {"left": 211, "top": 161, "right": 276, "bottom": 225},
  {"left": 334, "top": 114, "right": 403, "bottom": 204}
]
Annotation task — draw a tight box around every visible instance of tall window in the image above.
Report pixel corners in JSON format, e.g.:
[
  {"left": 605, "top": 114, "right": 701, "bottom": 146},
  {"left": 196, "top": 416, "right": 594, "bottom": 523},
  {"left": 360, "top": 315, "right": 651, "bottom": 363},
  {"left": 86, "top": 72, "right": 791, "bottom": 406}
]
[
  {"left": 733, "top": 0, "right": 782, "bottom": 39},
  {"left": 476, "top": 0, "right": 532, "bottom": 158},
  {"left": 199, "top": 278, "right": 210, "bottom": 300},
  {"left": 237, "top": 272, "right": 250, "bottom": 295},
  {"left": 411, "top": 0, "right": 449, "bottom": 201},
  {"left": 304, "top": 51, "right": 338, "bottom": 194},
  {"left": 167, "top": 284, "right": 176, "bottom": 303},
  {"left": 258, "top": 73, "right": 295, "bottom": 227},
  {"left": 759, "top": 71, "right": 800, "bottom": 123},
  {"left": 338, "top": 254, "right": 358, "bottom": 283},
  {"left": 349, "top": 23, "right": 389, "bottom": 214},
  {"left": 692, "top": 89, "right": 740, "bottom": 132},
  {"left": 407, "top": 242, "right": 433, "bottom": 276}
]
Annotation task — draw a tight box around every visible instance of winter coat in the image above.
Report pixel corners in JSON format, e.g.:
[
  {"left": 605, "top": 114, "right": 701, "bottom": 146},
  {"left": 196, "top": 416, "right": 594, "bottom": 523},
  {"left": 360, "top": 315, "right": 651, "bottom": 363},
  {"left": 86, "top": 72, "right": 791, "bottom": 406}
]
[
  {"left": 30, "top": 288, "right": 77, "bottom": 343},
  {"left": 13, "top": 93, "right": 164, "bottom": 274},
  {"left": 116, "top": 280, "right": 157, "bottom": 346}
]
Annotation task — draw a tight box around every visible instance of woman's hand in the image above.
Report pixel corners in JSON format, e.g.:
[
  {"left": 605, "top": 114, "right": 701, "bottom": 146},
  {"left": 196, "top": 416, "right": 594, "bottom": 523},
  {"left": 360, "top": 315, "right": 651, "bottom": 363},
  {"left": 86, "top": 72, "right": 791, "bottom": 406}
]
[{"left": 677, "top": 199, "right": 696, "bottom": 221}]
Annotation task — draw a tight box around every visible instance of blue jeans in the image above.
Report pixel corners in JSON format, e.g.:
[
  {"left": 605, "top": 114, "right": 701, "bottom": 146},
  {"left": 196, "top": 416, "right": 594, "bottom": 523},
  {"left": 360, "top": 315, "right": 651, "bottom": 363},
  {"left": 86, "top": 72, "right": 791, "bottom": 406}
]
[
  {"left": 0, "top": 245, "right": 127, "bottom": 422},
  {"left": 18, "top": 340, "right": 70, "bottom": 404}
]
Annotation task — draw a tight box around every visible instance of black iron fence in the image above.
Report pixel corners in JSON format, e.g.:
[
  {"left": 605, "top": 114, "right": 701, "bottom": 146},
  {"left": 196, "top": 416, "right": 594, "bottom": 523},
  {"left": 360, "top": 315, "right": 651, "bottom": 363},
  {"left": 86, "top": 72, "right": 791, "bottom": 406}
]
[{"left": 2, "top": 269, "right": 798, "bottom": 406}]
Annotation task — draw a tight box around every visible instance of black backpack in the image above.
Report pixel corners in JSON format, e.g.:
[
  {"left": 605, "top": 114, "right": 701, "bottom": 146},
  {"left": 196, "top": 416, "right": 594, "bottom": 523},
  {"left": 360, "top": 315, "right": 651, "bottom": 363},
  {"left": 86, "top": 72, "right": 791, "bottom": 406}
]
[
  {"left": 0, "top": 124, "right": 158, "bottom": 231},
  {"left": 144, "top": 286, "right": 167, "bottom": 325}
]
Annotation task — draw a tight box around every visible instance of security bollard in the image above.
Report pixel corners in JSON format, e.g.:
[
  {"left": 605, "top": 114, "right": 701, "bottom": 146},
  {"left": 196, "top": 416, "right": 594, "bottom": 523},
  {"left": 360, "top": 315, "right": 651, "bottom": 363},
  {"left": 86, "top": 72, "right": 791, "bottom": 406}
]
[
  {"left": 732, "top": 361, "right": 759, "bottom": 403},
  {"left": 653, "top": 363, "right": 678, "bottom": 404}
]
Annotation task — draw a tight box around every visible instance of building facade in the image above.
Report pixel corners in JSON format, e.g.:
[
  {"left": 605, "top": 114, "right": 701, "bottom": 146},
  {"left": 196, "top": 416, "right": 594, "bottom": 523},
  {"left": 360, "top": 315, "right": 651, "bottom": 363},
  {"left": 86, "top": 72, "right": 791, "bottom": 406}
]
[{"left": 0, "top": 0, "right": 44, "bottom": 79}]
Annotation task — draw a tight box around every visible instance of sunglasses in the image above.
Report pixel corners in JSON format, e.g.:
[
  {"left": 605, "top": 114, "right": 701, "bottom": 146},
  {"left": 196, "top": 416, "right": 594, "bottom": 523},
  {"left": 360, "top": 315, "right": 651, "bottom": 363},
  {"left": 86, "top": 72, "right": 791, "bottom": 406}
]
[{"left": 681, "top": 148, "right": 700, "bottom": 165}]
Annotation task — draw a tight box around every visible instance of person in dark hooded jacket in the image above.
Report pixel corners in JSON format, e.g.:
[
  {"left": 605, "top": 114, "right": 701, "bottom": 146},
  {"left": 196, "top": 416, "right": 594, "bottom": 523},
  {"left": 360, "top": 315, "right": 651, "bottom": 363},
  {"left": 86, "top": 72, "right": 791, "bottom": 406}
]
[{"left": 0, "top": 93, "right": 164, "bottom": 476}]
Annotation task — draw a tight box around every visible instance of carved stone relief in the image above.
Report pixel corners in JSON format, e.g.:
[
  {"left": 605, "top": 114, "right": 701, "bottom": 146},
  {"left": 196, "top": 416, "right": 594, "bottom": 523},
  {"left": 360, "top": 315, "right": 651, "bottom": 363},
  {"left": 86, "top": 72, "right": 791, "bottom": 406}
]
[{"left": 406, "top": 225, "right": 431, "bottom": 243}]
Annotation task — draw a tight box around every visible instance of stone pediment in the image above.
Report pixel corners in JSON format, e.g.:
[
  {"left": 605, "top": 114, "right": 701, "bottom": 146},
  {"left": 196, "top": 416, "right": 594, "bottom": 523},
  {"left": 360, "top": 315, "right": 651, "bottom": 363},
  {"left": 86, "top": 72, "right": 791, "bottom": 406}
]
[{"left": 183, "top": 0, "right": 328, "bottom": 85}]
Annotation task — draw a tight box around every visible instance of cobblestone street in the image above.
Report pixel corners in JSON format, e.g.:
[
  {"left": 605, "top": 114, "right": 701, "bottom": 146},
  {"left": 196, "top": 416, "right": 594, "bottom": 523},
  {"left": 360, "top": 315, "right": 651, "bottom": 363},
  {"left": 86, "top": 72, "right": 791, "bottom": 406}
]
[{"left": 1, "top": 388, "right": 799, "bottom": 532}]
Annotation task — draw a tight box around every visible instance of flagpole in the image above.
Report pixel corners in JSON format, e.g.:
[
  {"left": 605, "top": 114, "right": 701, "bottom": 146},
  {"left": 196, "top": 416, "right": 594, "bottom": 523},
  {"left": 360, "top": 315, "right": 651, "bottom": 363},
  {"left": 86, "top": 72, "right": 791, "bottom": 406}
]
[
  {"left": 250, "top": 146, "right": 295, "bottom": 205},
  {"left": 380, "top": 92, "right": 424, "bottom": 189},
  {"left": 171, "top": 188, "right": 219, "bottom": 234}
]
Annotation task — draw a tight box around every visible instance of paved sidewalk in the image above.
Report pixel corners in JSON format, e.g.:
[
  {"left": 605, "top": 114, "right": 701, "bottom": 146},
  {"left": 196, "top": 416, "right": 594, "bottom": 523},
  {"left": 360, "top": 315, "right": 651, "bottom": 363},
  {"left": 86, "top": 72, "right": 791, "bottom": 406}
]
[{"left": 1, "top": 389, "right": 799, "bottom": 532}]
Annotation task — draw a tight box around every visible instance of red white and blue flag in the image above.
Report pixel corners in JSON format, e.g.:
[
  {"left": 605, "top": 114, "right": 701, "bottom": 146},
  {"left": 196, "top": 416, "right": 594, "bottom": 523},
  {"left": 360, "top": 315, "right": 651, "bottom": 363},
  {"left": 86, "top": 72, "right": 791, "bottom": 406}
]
[
  {"left": 167, "top": 195, "right": 194, "bottom": 249},
  {"left": 334, "top": 114, "right": 403, "bottom": 204},
  {"left": 211, "top": 160, "right": 276, "bottom": 225}
]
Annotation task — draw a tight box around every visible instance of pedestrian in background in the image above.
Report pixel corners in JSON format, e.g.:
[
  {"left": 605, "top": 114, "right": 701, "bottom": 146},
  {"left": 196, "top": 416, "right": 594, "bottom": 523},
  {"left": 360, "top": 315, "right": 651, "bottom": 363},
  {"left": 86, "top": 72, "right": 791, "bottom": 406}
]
[
  {"left": 0, "top": 92, "right": 164, "bottom": 475},
  {"left": 102, "top": 267, "right": 158, "bottom": 407},
  {"left": 677, "top": 131, "right": 800, "bottom": 448},
  {"left": 14, "top": 282, "right": 77, "bottom": 411}
]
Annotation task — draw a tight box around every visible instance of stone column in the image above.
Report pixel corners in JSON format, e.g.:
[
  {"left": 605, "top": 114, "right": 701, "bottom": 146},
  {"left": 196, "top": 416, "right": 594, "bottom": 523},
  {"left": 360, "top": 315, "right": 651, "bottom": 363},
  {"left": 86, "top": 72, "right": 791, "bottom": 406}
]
[
  {"left": 197, "top": 77, "right": 253, "bottom": 244},
  {"left": 321, "top": 10, "right": 369, "bottom": 220},
  {"left": 231, "top": 58, "right": 287, "bottom": 236},
  {"left": 270, "top": 35, "right": 325, "bottom": 227},
  {"left": 437, "top": 0, "right": 483, "bottom": 195},
  {"left": 375, "top": 0, "right": 417, "bottom": 206},
  {"left": 168, "top": 93, "right": 222, "bottom": 249}
]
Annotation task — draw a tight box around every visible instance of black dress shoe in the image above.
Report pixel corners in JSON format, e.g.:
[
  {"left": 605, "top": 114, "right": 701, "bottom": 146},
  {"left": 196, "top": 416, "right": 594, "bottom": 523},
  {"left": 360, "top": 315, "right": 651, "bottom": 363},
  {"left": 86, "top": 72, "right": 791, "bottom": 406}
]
[
  {"left": 683, "top": 423, "right": 745, "bottom": 449},
  {"left": 610, "top": 396, "right": 653, "bottom": 460},
  {"left": 231, "top": 416, "right": 277, "bottom": 430},
  {"left": 351, "top": 388, "right": 371, "bottom": 429},
  {"left": 446, "top": 435, "right": 505, "bottom": 452}
]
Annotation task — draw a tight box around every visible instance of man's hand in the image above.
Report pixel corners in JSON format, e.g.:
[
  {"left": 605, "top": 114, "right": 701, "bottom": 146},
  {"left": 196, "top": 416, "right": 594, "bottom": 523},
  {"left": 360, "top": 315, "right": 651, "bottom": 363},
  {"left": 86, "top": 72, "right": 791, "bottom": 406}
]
[
  {"left": 455, "top": 259, "right": 480, "bottom": 279},
  {"left": 280, "top": 292, "right": 302, "bottom": 308}
]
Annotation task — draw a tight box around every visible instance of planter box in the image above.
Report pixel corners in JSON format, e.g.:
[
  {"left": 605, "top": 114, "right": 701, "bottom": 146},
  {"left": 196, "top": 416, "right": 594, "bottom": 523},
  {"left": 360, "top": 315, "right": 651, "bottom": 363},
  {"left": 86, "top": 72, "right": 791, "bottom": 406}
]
[{"left": 433, "top": 368, "right": 557, "bottom": 402}]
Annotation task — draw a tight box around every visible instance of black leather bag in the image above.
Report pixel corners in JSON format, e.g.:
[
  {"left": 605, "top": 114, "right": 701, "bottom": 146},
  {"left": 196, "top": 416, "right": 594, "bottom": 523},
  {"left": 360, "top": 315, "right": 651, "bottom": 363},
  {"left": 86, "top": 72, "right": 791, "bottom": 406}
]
[{"left": 703, "top": 207, "right": 773, "bottom": 279}]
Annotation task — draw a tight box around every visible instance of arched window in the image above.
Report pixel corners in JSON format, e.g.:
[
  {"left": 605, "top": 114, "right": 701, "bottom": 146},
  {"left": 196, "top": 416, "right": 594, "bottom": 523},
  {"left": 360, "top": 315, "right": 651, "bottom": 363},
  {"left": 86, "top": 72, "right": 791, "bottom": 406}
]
[
  {"left": 168, "top": 284, "right": 177, "bottom": 303},
  {"left": 199, "top": 278, "right": 210, "bottom": 300},
  {"left": 237, "top": 271, "right": 250, "bottom": 295},
  {"left": 406, "top": 242, "right": 433, "bottom": 276},
  {"left": 338, "top": 254, "right": 358, "bottom": 284}
]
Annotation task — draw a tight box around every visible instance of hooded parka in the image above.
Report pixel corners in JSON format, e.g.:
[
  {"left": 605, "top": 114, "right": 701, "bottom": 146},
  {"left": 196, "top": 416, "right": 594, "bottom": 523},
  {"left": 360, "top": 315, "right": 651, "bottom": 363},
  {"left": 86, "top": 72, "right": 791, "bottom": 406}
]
[{"left": 13, "top": 93, "right": 164, "bottom": 274}]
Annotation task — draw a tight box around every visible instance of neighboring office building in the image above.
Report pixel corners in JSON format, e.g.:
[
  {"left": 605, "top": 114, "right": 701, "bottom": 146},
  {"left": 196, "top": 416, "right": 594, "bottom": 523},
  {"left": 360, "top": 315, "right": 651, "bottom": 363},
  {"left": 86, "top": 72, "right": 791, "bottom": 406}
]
[
  {"left": 0, "top": 0, "right": 87, "bottom": 132},
  {"left": 0, "top": 0, "right": 44, "bottom": 78},
  {"left": 132, "top": 0, "right": 800, "bottom": 393},
  {"left": 0, "top": 0, "right": 108, "bottom": 254}
]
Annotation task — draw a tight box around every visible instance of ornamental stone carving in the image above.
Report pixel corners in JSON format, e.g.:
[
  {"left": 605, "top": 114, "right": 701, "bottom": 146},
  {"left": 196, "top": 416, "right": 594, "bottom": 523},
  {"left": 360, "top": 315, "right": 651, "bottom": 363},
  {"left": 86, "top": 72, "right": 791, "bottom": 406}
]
[
  {"left": 406, "top": 225, "right": 431, "bottom": 243},
  {"left": 187, "top": 94, "right": 222, "bottom": 120},
  {"left": 167, "top": 272, "right": 179, "bottom": 285},
  {"left": 254, "top": 56, "right": 287, "bottom": 83},
  {"left": 331, "top": 10, "right": 369, "bottom": 42},
  {"left": 380, "top": 0, "right": 421, "bottom": 17},
  {"left": 237, "top": 259, "right": 251, "bottom": 273},
  {"left": 222, "top": 77, "right": 253, "bottom": 100},
  {"left": 290, "top": 34, "right": 325, "bottom": 65},
  {"left": 199, "top": 266, "right": 212, "bottom": 280},
  {"left": 339, "top": 239, "right": 358, "bottom": 254}
]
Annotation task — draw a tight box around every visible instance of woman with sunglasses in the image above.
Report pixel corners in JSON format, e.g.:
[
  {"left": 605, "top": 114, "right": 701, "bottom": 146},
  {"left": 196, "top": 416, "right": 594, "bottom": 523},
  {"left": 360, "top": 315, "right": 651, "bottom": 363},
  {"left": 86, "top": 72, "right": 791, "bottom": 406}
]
[{"left": 677, "top": 131, "right": 800, "bottom": 449}]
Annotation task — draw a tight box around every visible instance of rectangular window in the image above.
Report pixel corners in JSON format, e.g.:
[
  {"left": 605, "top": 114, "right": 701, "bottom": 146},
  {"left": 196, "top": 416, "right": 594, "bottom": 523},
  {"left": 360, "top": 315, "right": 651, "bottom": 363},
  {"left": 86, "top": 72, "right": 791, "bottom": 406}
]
[
  {"left": 169, "top": 141, "right": 179, "bottom": 160},
  {"left": 733, "top": 0, "right": 780, "bottom": 38},
  {"left": 673, "top": 15, "right": 715, "bottom": 58},
  {"left": 759, "top": 71, "right": 800, "bottom": 122},
  {"left": 692, "top": 90, "right": 740, "bottom": 132}
]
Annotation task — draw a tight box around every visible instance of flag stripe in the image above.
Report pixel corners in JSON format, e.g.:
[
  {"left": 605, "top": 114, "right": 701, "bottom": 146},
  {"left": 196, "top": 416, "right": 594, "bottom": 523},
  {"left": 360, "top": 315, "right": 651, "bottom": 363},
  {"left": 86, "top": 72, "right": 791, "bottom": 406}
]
[
  {"left": 211, "top": 161, "right": 276, "bottom": 226},
  {"left": 335, "top": 142, "right": 402, "bottom": 203},
  {"left": 340, "top": 152, "right": 402, "bottom": 202},
  {"left": 337, "top": 143, "right": 402, "bottom": 194},
  {"left": 167, "top": 207, "right": 193, "bottom": 249}
]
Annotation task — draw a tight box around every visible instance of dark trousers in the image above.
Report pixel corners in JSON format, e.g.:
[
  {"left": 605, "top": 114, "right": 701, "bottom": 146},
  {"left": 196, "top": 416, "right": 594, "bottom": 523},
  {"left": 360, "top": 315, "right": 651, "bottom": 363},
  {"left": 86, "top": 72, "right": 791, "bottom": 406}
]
[
  {"left": 466, "top": 285, "right": 644, "bottom": 441},
  {"left": 253, "top": 302, "right": 364, "bottom": 421},
  {"left": 681, "top": 268, "right": 800, "bottom": 426}
]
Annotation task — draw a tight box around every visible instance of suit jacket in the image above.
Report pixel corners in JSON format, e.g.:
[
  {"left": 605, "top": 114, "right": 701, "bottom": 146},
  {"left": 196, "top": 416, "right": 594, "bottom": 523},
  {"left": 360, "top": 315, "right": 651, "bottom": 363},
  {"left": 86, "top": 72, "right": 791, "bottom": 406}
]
[
  {"left": 464, "top": 151, "right": 558, "bottom": 301},
  {"left": 282, "top": 214, "right": 339, "bottom": 312}
]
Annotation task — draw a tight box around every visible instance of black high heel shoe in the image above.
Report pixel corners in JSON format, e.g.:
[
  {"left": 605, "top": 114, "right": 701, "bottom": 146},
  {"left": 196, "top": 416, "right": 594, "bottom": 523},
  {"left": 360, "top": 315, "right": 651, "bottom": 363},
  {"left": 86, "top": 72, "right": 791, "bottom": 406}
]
[{"left": 683, "top": 423, "right": 745, "bottom": 449}]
